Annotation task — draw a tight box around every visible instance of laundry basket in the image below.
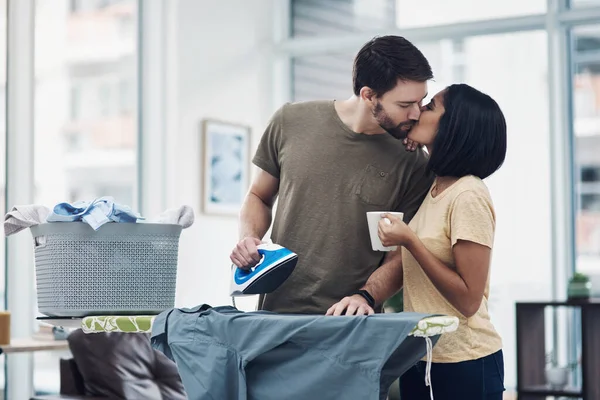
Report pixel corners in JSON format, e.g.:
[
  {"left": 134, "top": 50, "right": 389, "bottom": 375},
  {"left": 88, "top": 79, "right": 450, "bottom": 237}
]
[{"left": 30, "top": 222, "right": 183, "bottom": 317}]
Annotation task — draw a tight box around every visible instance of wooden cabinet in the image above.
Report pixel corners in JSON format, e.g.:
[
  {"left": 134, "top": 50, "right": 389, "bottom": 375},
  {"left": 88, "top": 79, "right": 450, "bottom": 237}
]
[{"left": 516, "top": 300, "right": 600, "bottom": 399}]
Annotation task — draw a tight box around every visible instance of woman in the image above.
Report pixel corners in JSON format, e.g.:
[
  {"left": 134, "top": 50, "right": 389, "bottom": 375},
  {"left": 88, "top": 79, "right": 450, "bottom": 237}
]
[{"left": 327, "top": 84, "right": 507, "bottom": 400}]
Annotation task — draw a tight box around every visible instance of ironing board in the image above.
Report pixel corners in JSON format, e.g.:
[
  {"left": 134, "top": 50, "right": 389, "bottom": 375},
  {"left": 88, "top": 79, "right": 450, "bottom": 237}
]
[
  {"left": 53, "top": 314, "right": 459, "bottom": 336},
  {"left": 37, "top": 313, "right": 458, "bottom": 400},
  {"left": 38, "top": 314, "right": 459, "bottom": 337}
]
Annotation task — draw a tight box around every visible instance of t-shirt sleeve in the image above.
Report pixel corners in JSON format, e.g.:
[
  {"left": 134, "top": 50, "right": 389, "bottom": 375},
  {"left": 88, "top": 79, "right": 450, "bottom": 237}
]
[
  {"left": 395, "top": 152, "right": 435, "bottom": 223},
  {"left": 252, "top": 105, "right": 285, "bottom": 179},
  {"left": 449, "top": 190, "right": 496, "bottom": 248}
]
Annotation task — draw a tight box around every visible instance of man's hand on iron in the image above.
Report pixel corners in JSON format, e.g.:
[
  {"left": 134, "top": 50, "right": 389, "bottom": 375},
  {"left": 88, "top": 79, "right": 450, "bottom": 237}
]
[
  {"left": 230, "top": 237, "right": 262, "bottom": 270},
  {"left": 325, "top": 295, "right": 374, "bottom": 316}
]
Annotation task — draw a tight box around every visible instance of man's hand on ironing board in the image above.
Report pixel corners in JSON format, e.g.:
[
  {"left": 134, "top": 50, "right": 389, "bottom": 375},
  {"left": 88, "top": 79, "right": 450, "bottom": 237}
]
[
  {"left": 326, "top": 250, "right": 404, "bottom": 316},
  {"left": 325, "top": 295, "right": 374, "bottom": 316}
]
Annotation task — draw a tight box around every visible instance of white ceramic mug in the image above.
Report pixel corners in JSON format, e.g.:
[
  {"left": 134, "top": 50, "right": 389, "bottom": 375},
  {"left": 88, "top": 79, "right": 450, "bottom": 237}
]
[{"left": 366, "top": 211, "right": 404, "bottom": 251}]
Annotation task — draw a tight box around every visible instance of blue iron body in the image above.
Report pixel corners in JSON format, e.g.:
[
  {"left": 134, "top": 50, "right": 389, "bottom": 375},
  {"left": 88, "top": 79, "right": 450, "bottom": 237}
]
[{"left": 230, "top": 243, "right": 298, "bottom": 296}]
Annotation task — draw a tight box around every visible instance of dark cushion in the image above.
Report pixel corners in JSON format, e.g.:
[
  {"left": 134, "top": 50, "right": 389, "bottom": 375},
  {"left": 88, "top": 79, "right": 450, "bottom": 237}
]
[
  {"left": 30, "top": 395, "right": 104, "bottom": 400},
  {"left": 67, "top": 329, "right": 186, "bottom": 400},
  {"left": 60, "top": 358, "right": 86, "bottom": 396}
]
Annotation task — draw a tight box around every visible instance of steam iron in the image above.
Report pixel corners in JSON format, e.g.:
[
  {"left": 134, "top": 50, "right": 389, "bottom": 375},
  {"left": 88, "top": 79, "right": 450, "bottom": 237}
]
[{"left": 230, "top": 243, "right": 298, "bottom": 296}]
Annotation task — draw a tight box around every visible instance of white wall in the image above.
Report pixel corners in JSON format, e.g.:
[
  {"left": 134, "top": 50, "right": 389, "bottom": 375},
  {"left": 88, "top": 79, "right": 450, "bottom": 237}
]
[
  {"left": 166, "top": 0, "right": 276, "bottom": 310},
  {"left": 463, "top": 31, "right": 553, "bottom": 390}
]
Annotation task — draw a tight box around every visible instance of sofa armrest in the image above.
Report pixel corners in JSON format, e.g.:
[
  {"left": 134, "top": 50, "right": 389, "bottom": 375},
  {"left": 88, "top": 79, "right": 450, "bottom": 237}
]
[
  {"left": 60, "top": 358, "right": 86, "bottom": 396},
  {"left": 29, "top": 358, "right": 107, "bottom": 400}
]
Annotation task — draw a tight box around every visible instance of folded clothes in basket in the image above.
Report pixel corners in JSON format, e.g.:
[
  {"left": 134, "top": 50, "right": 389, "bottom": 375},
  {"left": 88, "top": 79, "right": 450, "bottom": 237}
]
[
  {"left": 4, "top": 204, "right": 51, "bottom": 236},
  {"left": 47, "top": 196, "right": 143, "bottom": 230},
  {"left": 4, "top": 199, "right": 195, "bottom": 236},
  {"left": 148, "top": 205, "right": 195, "bottom": 229},
  {"left": 151, "top": 305, "right": 451, "bottom": 400}
]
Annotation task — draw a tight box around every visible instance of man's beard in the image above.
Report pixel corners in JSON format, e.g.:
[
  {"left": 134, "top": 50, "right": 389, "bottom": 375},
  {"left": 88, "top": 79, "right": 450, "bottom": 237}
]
[{"left": 372, "top": 101, "right": 414, "bottom": 140}]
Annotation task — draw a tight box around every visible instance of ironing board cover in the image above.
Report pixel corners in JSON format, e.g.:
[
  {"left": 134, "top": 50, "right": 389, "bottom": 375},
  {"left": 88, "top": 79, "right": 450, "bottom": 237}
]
[
  {"left": 80, "top": 314, "right": 458, "bottom": 336},
  {"left": 82, "top": 315, "right": 155, "bottom": 334},
  {"left": 409, "top": 315, "right": 458, "bottom": 337}
]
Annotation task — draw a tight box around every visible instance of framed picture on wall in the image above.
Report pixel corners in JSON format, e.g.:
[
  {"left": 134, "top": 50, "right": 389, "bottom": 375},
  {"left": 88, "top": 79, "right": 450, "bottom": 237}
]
[{"left": 201, "top": 119, "right": 251, "bottom": 215}]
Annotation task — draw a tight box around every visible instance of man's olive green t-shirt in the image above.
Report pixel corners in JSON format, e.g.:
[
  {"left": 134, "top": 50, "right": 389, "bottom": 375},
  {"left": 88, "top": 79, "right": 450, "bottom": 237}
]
[{"left": 253, "top": 100, "right": 433, "bottom": 314}]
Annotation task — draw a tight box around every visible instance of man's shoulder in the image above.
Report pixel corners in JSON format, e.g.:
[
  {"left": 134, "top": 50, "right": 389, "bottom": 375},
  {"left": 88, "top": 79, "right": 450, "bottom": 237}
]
[
  {"left": 411, "top": 146, "right": 430, "bottom": 166},
  {"left": 394, "top": 145, "right": 430, "bottom": 170},
  {"left": 399, "top": 147, "right": 434, "bottom": 188}
]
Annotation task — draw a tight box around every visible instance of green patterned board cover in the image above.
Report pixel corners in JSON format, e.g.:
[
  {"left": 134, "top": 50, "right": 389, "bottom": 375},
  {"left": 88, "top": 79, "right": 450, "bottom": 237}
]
[
  {"left": 81, "top": 314, "right": 459, "bottom": 336},
  {"left": 81, "top": 315, "right": 156, "bottom": 334},
  {"left": 409, "top": 316, "right": 459, "bottom": 337}
]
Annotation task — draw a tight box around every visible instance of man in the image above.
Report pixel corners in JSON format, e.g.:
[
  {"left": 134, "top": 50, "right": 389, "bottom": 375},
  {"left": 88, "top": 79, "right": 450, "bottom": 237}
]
[{"left": 230, "top": 35, "right": 434, "bottom": 314}]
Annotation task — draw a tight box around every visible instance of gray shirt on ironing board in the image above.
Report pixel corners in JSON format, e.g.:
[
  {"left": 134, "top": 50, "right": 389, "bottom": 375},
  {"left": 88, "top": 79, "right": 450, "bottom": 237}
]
[
  {"left": 150, "top": 305, "right": 439, "bottom": 400},
  {"left": 253, "top": 100, "right": 433, "bottom": 314}
]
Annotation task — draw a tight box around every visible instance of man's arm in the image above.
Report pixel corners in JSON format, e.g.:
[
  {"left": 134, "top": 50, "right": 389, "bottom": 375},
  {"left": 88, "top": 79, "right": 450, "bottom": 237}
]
[
  {"left": 239, "top": 168, "right": 279, "bottom": 240},
  {"left": 361, "top": 250, "right": 403, "bottom": 306},
  {"left": 325, "top": 250, "right": 403, "bottom": 316},
  {"left": 231, "top": 104, "right": 286, "bottom": 269},
  {"left": 230, "top": 168, "right": 279, "bottom": 269}
]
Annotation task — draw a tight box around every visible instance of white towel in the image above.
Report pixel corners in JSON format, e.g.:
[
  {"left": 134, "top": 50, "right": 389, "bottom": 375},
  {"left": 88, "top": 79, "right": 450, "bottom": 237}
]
[
  {"left": 4, "top": 205, "right": 51, "bottom": 236},
  {"left": 152, "top": 205, "right": 195, "bottom": 229}
]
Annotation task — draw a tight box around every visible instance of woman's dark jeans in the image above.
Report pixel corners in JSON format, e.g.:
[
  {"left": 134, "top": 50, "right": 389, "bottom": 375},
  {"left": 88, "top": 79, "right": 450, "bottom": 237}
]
[{"left": 400, "top": 349, "right": 505, "bottom": 400}]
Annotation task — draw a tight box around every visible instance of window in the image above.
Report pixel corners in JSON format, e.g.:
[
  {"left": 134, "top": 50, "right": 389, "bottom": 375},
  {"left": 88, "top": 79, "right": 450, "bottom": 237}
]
[
  {"left": 292, "top": 53, "right": 354, "bottom": 101},
  {"left": 33, "top": 0, "right": 138, "bottom": 394},
  {"left": 573, "top": 25, "right": 600, "bottom": 275},
  {"left": 0, "top": 0, "right": 7, "bottom": 392},
  {"left": 70, "top": 0, "right": 124, "bottom": 13},
  {"left": 98, "top": 81, "right": 111, "bottom": 117},
  {"left": 118, "top": 78, "right": 133, "bottom": 114},
  {"left": 292, "top": 30, "right": 551, "bottom": 392},
  {"left": 69, "top": 84, "right": 81, "bottom": 120},
  {"left": 292, "top": 0, "right": 396, "bottom": 37},
  {"left": 570, "top": 0, "right": 600, "bottom": 7},
  {"left": 291, "top": 0, "right": 547, "bottom": 37},
  {"left": 395, "top": 0, "right": 545, "bottom": 28}
]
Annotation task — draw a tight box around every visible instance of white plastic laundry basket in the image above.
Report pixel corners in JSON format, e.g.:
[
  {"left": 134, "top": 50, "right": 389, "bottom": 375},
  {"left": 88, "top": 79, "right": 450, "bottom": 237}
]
[{"left": 30, "top": 222, "right": 183, "bottom": 317}]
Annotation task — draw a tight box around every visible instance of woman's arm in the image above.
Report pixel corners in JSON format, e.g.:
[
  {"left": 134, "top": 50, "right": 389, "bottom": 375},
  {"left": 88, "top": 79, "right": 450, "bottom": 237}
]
[
  {"left": 404, "top": 236, "right": 490, "bottom": 318},
  {"left": 379, "top": 190, "right": 495, "bottom": 318}
]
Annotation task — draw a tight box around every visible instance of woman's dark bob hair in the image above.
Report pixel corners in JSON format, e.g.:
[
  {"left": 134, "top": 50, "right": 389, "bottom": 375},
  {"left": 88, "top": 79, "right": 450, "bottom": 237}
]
[{"left": 427, "top": 84, "right": 507, "bottom": 180}]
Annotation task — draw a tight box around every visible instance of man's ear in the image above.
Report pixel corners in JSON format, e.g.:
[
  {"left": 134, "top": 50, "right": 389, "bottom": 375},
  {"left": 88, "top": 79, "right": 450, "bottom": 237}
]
[{"left": 359, "top": 87, "right": 376, "bottom": 104}]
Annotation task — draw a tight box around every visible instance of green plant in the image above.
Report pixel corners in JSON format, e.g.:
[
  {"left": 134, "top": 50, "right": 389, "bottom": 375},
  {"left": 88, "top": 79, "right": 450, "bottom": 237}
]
[
  {"left": 383, "top": 289, "right": 404, "bottom": 313},
  {"left": 570, "top": 272, "right": 590, "bottom": 283}
]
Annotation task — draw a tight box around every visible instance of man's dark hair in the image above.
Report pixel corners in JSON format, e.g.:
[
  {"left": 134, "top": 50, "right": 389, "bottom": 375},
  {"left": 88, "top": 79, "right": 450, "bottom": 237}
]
[
  {"left": 353, "top": 35, "right": 433, "bottom": 97},
  {"left": 427, "top": 84, "right": 507, "bottom": 180}
]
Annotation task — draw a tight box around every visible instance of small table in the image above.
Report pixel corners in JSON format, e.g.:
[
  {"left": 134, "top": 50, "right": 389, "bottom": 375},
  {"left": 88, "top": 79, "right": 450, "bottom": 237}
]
[{"left": 0, "top": 337, "right": 69, "bottom": 355}]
